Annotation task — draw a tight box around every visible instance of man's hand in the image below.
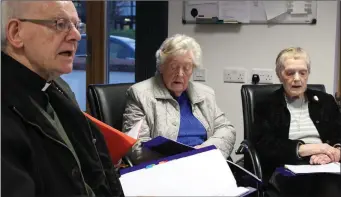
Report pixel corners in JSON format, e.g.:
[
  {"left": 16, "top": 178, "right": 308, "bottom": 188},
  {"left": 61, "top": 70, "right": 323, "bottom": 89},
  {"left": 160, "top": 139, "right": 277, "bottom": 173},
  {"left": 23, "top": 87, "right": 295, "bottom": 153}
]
[{"left": 310, "top": 154, "right": 332, "bottom": 165}]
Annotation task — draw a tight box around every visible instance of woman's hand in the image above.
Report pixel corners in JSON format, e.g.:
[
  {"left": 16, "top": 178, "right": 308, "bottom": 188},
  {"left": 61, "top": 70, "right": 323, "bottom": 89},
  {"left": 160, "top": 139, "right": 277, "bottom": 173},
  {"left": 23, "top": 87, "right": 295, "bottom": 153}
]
[
  {"left": 317, "top": 144, "right": 340, "bottom": 162},
  {"left": 299, "top": 143, "right": 339, "bottom": 161},
  {"left": 333, "top": 147, "right": 341, "bottom": 162},
  {"left": 310, "top": 154, "right": 332, "bottom": 165}
]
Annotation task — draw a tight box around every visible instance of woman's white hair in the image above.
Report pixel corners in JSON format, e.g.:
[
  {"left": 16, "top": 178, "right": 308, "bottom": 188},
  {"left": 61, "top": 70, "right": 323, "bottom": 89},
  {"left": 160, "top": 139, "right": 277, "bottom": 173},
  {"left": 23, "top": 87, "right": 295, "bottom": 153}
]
[
  {"left": 155, "top": 34, "right": 202, "bottom": 73},
  {"left": 275, "top": 47, "right": 311, "bottom": 78}
]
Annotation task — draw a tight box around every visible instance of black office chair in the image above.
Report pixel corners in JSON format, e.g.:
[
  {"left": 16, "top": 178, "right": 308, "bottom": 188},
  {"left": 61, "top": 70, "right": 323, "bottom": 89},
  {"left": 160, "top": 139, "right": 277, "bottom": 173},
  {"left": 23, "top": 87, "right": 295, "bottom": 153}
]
[
  {"left": 335, "top": 92, "right": 341, "bottom": 112},
  {"left": 238, "top": 84, "right": 326, "bottom": 196},
  {"left": 87, "top": 83, "right": 134, "bottom": 167}
]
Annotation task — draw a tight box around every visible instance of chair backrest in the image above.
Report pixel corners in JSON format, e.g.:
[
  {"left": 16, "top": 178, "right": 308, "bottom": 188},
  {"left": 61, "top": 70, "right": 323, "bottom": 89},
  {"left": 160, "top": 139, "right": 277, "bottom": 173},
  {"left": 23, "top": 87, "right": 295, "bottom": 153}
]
[
  {"left": 240, "top": 84, "right": 326, "bottom": 141},
  {"left": 87, "top": 83, "right": 134, "bottom": 130}
]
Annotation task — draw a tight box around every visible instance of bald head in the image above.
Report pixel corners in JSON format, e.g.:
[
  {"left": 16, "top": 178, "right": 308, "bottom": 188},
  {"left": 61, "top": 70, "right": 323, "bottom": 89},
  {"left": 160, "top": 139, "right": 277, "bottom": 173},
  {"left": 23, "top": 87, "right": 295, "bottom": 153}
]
[
  {"left": 2, "top": 0, "right": 80, "bottom": 80},
  {"left": 1, "top": 1, "right": 75, "bottom": 50}
]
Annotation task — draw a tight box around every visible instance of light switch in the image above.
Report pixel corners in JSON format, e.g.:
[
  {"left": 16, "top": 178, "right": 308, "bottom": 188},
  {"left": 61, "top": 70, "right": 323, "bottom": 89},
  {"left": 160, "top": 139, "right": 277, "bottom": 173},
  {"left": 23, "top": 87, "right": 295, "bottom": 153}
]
[{"left": 193, "top": 68, "right": 206, "bottom": 82}]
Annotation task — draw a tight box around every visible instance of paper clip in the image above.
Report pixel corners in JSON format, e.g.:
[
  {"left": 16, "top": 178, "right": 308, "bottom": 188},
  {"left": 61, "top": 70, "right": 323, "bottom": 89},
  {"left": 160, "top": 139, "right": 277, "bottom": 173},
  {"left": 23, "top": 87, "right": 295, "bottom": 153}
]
[{"left": 145, "top": 164, "right": 155, "bottom": 169}]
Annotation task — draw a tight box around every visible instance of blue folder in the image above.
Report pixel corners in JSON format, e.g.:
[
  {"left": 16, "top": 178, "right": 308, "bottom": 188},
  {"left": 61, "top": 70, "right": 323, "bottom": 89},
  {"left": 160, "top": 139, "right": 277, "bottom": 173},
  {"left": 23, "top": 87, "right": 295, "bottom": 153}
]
[
  {"left": 275, "top": 167, "right": 296, "bottom": 177},
  {"left": 142, "top": 136, "right": 195, "bottom": 157},
  {"left": 120, "top": 145, "right": 215, "bottom": 175}
]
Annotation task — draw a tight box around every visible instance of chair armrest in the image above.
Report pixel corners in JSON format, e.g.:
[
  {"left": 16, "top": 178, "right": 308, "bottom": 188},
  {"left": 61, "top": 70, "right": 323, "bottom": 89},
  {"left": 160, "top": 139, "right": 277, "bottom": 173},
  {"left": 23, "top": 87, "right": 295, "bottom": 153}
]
[
  {"left": 236, "top": 140, "right": 265, "bottom": 197},
  {"left": 236, "top": 139, "right": 263, "bottom": 181}
]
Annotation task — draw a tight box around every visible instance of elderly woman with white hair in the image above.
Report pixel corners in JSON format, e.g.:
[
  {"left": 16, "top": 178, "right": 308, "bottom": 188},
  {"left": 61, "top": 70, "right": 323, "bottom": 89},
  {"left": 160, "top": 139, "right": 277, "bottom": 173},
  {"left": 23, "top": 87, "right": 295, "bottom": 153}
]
[
  {"left": 254, "top": 47, "right": 341, "bottom": 197},
  {"left": 122, "top": 34, "right": 236, "bottom": 163}
]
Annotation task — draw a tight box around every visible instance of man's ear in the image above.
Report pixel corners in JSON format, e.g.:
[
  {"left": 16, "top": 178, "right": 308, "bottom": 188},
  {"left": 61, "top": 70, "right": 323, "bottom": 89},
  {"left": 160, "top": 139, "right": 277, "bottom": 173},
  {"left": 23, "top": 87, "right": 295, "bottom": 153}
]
[{"left": 6, "top": 19, "right": 24, "bottom": 48}]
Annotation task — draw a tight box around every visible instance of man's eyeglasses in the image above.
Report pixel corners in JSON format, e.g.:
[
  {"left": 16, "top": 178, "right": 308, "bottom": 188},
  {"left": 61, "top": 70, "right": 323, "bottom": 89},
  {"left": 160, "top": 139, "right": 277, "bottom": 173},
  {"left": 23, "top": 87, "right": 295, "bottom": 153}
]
[{"left": 18, "top": 18, "right": 84, "bottom": 33}]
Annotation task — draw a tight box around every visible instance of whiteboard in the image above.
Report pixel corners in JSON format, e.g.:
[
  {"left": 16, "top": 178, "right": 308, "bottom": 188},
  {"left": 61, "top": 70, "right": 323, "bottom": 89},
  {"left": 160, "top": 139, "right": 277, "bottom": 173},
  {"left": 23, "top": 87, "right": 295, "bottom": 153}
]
[{"left": 182, "top": 1, "right": 317, "bottom": 24}]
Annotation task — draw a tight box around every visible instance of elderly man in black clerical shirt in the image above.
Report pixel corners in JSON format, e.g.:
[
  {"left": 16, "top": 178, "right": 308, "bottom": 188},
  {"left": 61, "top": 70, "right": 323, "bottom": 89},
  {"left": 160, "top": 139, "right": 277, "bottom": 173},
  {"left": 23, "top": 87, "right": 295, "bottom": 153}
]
[{"left": 1, "top": 1, "right": 124, "bottom": 196}]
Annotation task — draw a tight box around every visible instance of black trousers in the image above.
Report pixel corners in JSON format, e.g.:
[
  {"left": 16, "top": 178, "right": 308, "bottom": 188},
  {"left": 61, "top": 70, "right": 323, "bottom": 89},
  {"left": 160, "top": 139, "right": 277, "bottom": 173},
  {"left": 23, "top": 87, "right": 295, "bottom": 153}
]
[{"left": 270, "top": 173, "right": 341, "bottom": 197}]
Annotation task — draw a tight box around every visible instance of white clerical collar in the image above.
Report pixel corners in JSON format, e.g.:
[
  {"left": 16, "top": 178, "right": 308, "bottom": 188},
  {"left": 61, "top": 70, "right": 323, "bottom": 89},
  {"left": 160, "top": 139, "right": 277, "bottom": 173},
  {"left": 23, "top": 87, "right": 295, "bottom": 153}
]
[{"left": 41, "top": 82, "right": 51, "bottom": 92}]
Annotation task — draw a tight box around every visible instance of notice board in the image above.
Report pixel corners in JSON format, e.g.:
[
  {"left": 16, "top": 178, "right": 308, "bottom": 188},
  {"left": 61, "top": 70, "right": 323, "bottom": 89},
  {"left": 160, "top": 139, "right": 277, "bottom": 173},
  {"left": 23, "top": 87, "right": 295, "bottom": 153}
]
[{"left": 182, "top": 1, "right": 317, "bottom": 24}]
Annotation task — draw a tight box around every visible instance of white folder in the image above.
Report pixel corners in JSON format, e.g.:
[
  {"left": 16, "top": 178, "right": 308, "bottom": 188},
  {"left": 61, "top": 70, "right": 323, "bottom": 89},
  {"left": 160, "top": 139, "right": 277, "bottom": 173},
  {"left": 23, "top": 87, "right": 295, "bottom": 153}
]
[
  {"left": 284, "top": 162, "right": 341, "bottom": 175},
  {"left": 119, "top": 146, "right": 256, "bottom": 196}
]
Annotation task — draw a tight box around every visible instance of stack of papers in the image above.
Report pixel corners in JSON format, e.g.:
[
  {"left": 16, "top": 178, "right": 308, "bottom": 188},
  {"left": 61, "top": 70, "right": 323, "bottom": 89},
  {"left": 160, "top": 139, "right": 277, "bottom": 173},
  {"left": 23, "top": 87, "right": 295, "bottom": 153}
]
[
  {"left": 285, "top": 162, "right": 341, "bottom": 175},
  {"left": 119, "top": 146, "right": 255, "bottom": 196}
]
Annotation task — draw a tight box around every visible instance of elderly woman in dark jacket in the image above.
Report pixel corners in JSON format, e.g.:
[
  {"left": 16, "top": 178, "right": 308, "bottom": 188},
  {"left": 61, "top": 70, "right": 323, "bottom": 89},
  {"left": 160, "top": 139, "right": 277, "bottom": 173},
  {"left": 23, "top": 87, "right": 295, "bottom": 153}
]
[{"left": 254, "top": 47, "right": 341, "bottom": 197}]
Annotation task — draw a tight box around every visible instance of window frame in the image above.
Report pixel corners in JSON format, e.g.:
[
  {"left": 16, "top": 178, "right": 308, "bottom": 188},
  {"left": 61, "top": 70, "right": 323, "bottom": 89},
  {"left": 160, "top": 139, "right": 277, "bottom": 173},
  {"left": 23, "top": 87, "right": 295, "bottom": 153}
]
[
  {"left": 337, "top": 1, "right": 341, "bottom": 102},
  {"left": 83, "top": 1, "right": 168, "bottom": 111}
]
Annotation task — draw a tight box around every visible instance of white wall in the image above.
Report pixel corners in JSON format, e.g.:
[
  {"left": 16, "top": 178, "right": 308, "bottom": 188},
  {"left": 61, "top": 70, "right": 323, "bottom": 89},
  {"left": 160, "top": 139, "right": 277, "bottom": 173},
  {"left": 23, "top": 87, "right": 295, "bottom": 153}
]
[
  {"left": 169, "top": 1, "right": 339, "bottom": 160},
  {"left": 334, "top": 1, "right": 340, "bottom": 93}
]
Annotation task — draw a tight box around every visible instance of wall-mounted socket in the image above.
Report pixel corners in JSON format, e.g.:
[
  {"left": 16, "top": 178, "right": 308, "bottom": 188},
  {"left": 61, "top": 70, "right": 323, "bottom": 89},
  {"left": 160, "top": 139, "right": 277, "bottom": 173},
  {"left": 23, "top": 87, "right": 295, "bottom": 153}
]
[
  {"left": 223, "top": 67, "right": 247, "bottom": 83},
  {"left": 250, "top": 68, "right": 274, "bottom": 84},
  {"left": 193, "top": 68, "right": 206, "bottom": 82}
]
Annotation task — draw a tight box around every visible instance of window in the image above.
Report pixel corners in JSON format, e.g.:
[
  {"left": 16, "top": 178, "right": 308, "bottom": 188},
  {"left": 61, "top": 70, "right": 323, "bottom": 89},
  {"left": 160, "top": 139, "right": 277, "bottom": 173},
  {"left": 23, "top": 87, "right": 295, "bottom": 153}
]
[
  {"left": 106, "top": 1, "right": 136, "bottom": 84},
  {"left": 61, "top": 1, "right": 87, "bottom": 111},
  {"left": 76, "top": 37, "right": 86, "bottom": 56},
  {"left": 61, "top": 1, "right": 167, "bottom": 111}
]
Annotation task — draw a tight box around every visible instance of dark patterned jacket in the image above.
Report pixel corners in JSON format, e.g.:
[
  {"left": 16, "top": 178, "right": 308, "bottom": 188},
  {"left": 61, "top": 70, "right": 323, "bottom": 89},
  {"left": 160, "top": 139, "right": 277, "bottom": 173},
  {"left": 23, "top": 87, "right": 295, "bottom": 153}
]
[
  {"left": 1, "top": 52, "right": 125, "bottom": 197},
  {"left": 253, "top": 87, "right": 341, "bottom": 180}
]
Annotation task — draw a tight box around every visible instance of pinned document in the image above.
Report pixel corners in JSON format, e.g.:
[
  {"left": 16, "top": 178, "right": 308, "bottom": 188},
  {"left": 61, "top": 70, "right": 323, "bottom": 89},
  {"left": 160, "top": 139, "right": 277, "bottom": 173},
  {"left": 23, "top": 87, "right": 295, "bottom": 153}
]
[
  {"left": 262, "top": 1, "right": 287, "bottom": 21},
  {"left": 291, "top": 1, "right": 308, "bottom": 14},
  {"left": 218, "top": 1, "right": 250, "bottom": 23}
]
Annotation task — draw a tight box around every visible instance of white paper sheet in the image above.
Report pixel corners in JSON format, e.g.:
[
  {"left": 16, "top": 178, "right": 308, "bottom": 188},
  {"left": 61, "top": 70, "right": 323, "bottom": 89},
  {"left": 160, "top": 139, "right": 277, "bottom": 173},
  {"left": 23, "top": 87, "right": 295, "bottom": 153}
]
[
  {"left": 125, "top": 118, "right": 143, "bottom": 139},
  {"left": 285, "top": 162, "right": 341, "bottom": 174},
  {"left": 218, "top": 1, "right": 250, "bottom": 23},
  {"left": 291, "top": 1, "right": 307, "bottom": 14},
  {"left": 262, "top": 1, "right": 287, "bottom": 21},
  {"left": 119, "top": 148, "right": 250, "bottom": 196}
]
